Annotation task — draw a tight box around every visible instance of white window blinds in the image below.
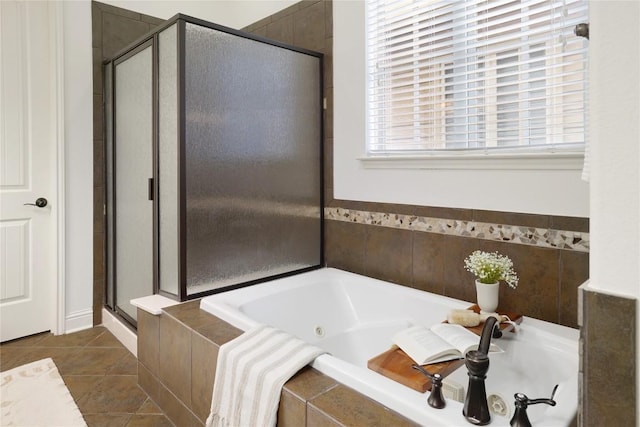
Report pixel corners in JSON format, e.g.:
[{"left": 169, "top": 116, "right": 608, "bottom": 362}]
[{"left": 367, "top": 0, "right": 589, "bottom": 154}]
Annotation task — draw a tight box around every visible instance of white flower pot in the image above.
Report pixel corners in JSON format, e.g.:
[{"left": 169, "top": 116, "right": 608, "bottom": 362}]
[{"left": 475, "top": 280, "right": 499, "bottom": 313}]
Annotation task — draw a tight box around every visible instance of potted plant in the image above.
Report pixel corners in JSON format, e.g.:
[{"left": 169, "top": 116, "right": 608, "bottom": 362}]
[{"left": 464, "top": 250, "right": 518, "bottom": 313}]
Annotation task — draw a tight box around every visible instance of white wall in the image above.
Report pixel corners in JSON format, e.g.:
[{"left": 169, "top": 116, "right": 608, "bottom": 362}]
[
  {"left": 62, "top": 1, "right": 94, "bottom": 331},
  {"left": 589, "top": 0, "right": 640, "bottom": 299},
  {"left": 334, "top": 1, "right": 589, "bottom": 217},
  {"left": 587, "top": 0, "right": 640, "bottom": 415}
]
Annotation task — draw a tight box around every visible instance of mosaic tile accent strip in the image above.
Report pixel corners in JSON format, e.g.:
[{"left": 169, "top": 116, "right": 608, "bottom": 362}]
[{"left": 324, "top": 207, "right": 589, "bottom": 252}]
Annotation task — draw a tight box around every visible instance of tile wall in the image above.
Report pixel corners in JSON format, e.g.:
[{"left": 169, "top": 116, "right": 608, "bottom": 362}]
[
  {"left": 242, "top": 0, "right": 589, "bottom": 329},
  {"left": 137, "top": 302, "right": 418, "bottom": 426},
  {"left": 580, "top": 289, "right": 636, "bottom": 426}
]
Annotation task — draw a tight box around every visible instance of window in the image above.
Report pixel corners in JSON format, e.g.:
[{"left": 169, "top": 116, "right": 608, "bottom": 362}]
[{"left": 367, "top": 0, "right": 588, "bottom": 155}]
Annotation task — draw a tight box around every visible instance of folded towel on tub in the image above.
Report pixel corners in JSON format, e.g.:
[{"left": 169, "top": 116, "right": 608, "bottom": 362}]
[{"left": 206, "top": 324, "right": 325, "bottom": 427}]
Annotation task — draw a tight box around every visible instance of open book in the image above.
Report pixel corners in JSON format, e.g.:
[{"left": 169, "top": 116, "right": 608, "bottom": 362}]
[{"left": 392, "top": 323, "right": 502, "bottom": 365}]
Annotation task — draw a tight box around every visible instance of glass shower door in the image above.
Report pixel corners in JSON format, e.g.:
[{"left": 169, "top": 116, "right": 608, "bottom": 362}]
[{"left": 113, "top": 43, "right": 154, "bottom": 322}]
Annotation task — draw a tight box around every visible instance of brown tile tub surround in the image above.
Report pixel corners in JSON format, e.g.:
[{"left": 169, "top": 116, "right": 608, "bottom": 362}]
[
  {"left": 137, "top": 302, "right": 418, "bottom": 427},
  {"left": 580, "top": 289, "right": 637, "bottom": 426},
  {"left": 325, "top": 212, "right": 589, "bottom": 328}
]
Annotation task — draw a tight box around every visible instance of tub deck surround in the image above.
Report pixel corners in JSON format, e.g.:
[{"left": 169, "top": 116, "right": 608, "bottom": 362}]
[
  {"left": 136, "top": 301, "right": 417, "bottom": 427},
  {"left": 200, "top": 268, "right": 580, "bottom": 426}
]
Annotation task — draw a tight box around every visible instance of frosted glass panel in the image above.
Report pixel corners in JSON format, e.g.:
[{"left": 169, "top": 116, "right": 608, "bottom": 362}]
[
  {"left": 105, "top": 63, "right": 114, "bottom": 309},
  {"left": 158, "top": 25, "right": 179, "bottom": 296},
  {"left": 114, "top": 46, "right": 154, "bottom": 320},
  {"left": 184, "top": 23, "right": 322, "bottom": 295}
]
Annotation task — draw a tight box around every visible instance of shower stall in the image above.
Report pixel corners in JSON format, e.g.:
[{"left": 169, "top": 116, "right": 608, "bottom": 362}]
[{"left": 104, "top": 15, "right": 323, "bottom": 325}]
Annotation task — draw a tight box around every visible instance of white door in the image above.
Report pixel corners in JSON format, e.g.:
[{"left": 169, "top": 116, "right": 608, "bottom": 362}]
[{"left": 0, "top": 1, "right": 58, "bottom": 342}]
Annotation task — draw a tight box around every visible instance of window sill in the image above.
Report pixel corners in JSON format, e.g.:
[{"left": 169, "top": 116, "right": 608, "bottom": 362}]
[{"left": 358, "top": 151, "right": 585, "bottom": 171}]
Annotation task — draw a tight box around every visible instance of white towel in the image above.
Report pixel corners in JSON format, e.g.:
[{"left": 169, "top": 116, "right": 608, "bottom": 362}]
[{"left": 206, "top": 325, "right": 325, "bottom": 427}]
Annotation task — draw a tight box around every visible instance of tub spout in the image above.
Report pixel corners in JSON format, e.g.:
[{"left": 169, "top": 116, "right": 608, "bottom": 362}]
[{"left": 462, "top": 316, "right": 499, "bottom": 425}]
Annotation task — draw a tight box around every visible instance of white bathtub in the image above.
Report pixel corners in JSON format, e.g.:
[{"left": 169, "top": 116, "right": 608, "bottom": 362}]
[{"left": 200, "top": 268, "right": 578, "bottom": 426}]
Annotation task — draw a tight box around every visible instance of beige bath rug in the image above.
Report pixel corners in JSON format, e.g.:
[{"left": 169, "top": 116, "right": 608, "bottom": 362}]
[{"left": 1, "top": 357, "right": 86, "bottom": 426}]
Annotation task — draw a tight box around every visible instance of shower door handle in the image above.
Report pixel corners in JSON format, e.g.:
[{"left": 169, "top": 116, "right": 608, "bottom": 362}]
[{"left": 148, "top": 178, "right": 154, "bottom": 201}]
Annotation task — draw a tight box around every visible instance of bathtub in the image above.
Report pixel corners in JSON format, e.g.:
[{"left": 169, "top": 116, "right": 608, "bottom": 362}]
[{"left": 200, "top": 268, "right": 578, "bottom": 426}]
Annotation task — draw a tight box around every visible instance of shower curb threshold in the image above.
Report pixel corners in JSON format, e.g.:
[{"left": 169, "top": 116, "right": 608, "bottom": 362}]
[{"left": 131, "top": 295, "right": 180, "bottom": 315}]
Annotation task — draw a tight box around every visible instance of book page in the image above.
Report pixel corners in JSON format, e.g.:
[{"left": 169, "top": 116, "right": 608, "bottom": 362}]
[
  {"left": 392, "top": 325, "right": 461, "bottom": 365},
  {"left": 430, "top": 323, "right": 502, "bottom": 355}
]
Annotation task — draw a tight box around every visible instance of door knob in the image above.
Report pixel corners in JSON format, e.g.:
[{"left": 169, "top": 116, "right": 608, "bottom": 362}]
[{"left": 24, "top": 197, "right": 48, "bottom": 208}]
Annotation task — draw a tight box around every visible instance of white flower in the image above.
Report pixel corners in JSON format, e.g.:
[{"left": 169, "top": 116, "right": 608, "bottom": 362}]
[{"left": 464, "top": 250, "right": 519, "bottom": 289}]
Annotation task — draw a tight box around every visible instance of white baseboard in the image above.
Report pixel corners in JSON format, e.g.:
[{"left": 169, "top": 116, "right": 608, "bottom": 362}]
[
  {"left": 101, "top": 308, "right": 137, "bottom": 357},
  {"left": 64, "top": 309, "right": 93, "bottom": 334}
]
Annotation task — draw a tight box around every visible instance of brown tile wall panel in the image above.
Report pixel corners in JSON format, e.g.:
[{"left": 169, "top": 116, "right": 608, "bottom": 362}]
[
  {"left": 308, "top": 385, "right": 418, "bottom": 427},
  {"left": 101, "top": 12, "right": 152, "bottom": 59},
  {"left": 323, "top": 220, "right": 366, "bottom": 275},
  {"left": 93, "top": 188, "right": 104, "bottom": 235},
  {"left": 323, "top": 138, "right": 334, "bottom": 199},
  {"left": 441, "top": 235, "right": 481, "bottom": 304},
  {"left": 480, "top": 240, "right": 560, "bottom": 323},
  {"left": 364, "top": 225, "right": 413, "bottom": 285},
  {"left": 293, "top": 1, "right": 326, "bottom": 52},
  {"left": 550, "top": 215, "right": 589, "bottom": 233},
  {"left": 581, "top": 289, "right": 636, "bottom": 426},
  {"left": 266, "top": 14, "right": 294, "bottom": 45},
  {"left": 191, "top": 331, "right": 218, "bottom": 423},
  {"left": 138, "top": 362, "right": 160, "bottom": 407},
  {"left": 93, "top": 138, "right": 104, "bottom": 188},
  {"left": 324, "top": 86, "right": 334, "bottom": 141},
  {"left": 282, "top": 366, "right": 337, "bottom": 401},
  {"left": 159, "top": 314, "right": 192, "bottom": 407},
  {"left": 324, "top": 0, "right": 333, "bottom": 38},
  {"left": 271, "top": 2, "right": 300, "bottom": 22},
  {"left": 93, "top": 232, "right": 104, "bottom": 282},
  {"left": 92, "top": 279, "right": 104, "bottom": 326},
  {"left": 137, "top": 309, "right": 160, "bottom": 376},
  {"left": 559, "top": 251, "right": 589, "bottom": 328},
  {"left": 412, "top": 232, "right": 447, "bottom": 295},
  {"left": 307, "top": 406, "right": 343, "bottom": 427},
  {"left": 323, "top": 37, "right": 333, "bottom": 88},
  {"left": 157, "top": 379, "right": 203, "bottom": 427},
  {"left": 277, "top": 390, "right": 307, "bottom": 427}
]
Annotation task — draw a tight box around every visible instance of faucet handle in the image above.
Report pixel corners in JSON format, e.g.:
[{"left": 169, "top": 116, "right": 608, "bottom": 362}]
[
  {"left": 510, "top": 385, "right": 559, "bottom": 427},
  {"left": 526, "top": 384, "right": 558, "bottom": 407},
  {"left": 411, "top": 364, "right": 446, "bottom": 409}
]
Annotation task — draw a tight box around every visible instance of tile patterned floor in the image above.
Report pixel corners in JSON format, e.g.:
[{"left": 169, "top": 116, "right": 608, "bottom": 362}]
[{"left": 0, "top": 327, "right": 173, "bottom": 427}]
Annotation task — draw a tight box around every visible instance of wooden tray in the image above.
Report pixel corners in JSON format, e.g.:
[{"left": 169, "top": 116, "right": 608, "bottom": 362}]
[{"left": 367, "top": 306, "right": 522, "bottom": 393}]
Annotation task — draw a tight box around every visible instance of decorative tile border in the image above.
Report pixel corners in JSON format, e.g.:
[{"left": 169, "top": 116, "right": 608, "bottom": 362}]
[{"left": 324, "top": 207, "right": 589, "bottom": 252}]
